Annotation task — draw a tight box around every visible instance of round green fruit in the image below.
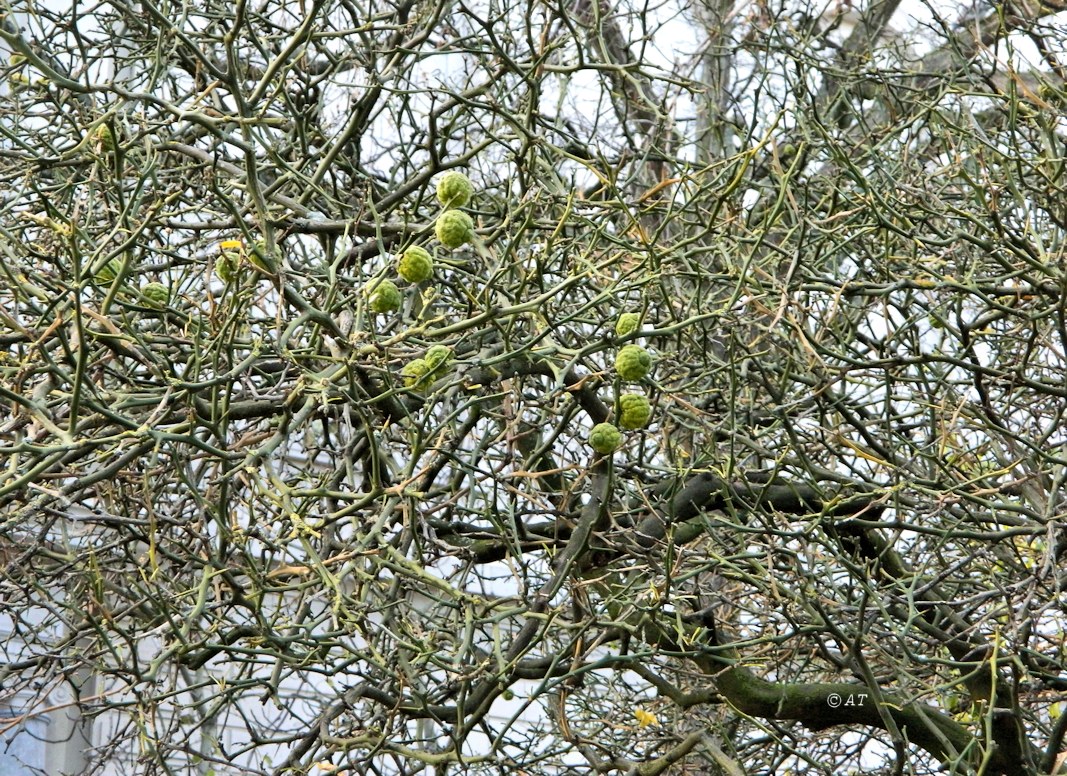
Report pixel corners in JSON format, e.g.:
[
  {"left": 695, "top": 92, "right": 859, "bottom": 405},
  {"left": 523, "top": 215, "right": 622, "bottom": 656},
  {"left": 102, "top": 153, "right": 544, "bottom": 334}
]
[
  {"left": 615, "top": 344, "right": 652, "bottom": 381},
  {"left": 425, "top": 345, "right": 452, "bottom": 368},
  {"left": 435, "top": 210, "right": 475, "bottom": 249},
  {"left": 216, "top": 254, "right": 239, "bottom": 283},
  {"left": 141, "top": 282, "right": 168, "bottom": 307},
  {"left": 93, "top": 124, "right": 115, "bottom": 153},
  {"left": 401, "top": 358, "right": 431, "bottom": 388},
  {"left": 366, "top": 279, "right": 402, "bottom": 313},
  {"left": 216, "top": 242, "right": 245, "bottom": 283},
  {"left": 249, "top": 240, "right": 278, "bottom": 274},
  {"left": 618, "top": 393, "right": 652, "bottom": 430},
  {"left": 397, "top": 246, "right": 433, "bottom": 283},
  {"left": 588, "top": 423, "right": 623, "bottom": 454},
  {"left": 93, "top": 257, "right": 123, "bottom": 285},
  {"left": 436, "top": 171, "right": 474, "bottom": 209},
  {"left": 615, "top": 312, "right": 641, "bottom": 337}
]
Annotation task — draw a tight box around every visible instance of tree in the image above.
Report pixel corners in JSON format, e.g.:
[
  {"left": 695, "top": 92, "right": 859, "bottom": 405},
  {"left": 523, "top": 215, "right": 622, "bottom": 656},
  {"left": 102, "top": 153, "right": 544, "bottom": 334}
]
[{"left": 1, "top": 0, "right": 1066, "bottom": 772}]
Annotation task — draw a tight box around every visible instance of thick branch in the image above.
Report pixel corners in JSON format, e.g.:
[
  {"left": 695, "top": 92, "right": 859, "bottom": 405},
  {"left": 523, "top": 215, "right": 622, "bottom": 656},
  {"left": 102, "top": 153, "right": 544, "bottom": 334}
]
[{"left": 713, "top": 666, "right": 1016, "bottom": 773}]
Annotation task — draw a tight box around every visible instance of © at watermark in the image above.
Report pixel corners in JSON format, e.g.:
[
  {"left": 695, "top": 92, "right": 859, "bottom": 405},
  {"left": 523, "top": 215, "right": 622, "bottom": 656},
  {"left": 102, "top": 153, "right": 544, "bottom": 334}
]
[{"left": 826, "top": 693, "right": 868, "bottom": 708}]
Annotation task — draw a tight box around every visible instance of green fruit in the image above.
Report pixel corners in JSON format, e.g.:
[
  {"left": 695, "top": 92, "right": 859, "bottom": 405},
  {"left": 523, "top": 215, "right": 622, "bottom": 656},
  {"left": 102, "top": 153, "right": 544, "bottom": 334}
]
[
  {"left": 401, "top": 358, "right": 431, "bottom": 388},
  {"left": 93, "top": 124, "right": 115, "bottom": 153},
  {"left": 436, "top": 171, "right": 474, "bottom": 209},
  {"left": 217, "top": 240, "right": 245, "bottom": 283},
  {"left": 216, "top": 252, "right": 239, "bottom": 284},
  {"left": 397, "top": 246, "right": 433, "bottom": 283},
  {"left": 615, "top": 344, "right": 652, "bottom": 381},
  {"left": 435, "top": 210, "right": 475, "bottom": 249},
  {"left": 141, "top": 282, "right": 168, "bottom": 307},
  {"left": 618, "top": 393, "right": 651, "bottom": 430},
  {"left": 93, "top": 257, "right": 123, "bottom": 285},
  {"left": 588, "top": 423, "right": 623, "bottom": 454},
  {"left": 615, "top": 312, "right": 641, "bottom": 337},
  {"left": 425, "top": 345, "right": 452, "bottom": 368},
  {"left": 249, "top": 240, "right": 277, "bottom": 274},
  {"left": 366, "top": 278, "right": 402, "bottom": 313}
]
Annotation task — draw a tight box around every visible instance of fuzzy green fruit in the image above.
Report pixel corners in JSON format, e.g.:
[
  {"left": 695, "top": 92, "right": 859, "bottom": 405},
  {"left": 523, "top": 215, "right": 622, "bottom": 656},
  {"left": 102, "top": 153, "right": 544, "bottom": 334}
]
[
  {"left": 216, "top": 240, "right": 245, "bottom": 284},
  {"left": 249, "top": 240, "right": 278, "bottom": 274},
  {"left": 615, "top": 312, "right": 641, "bottom": 337},
  {"left": 216, "top": 252, "right": 239, "bottom": 284},
  {"left": 141, "top": 282, "right": 168, "bottom": 307},
  {"left": 588, "top": 423, "right": 623, "bottom": 454},
  {"left": 401, "top": 358, "right": 431, "bottom": 388},
  {"left": 435, "top": 210, "right": 475, "bottom": 249},
  {"left": 94, "top": 257, "right": 123, "bottom": 285},
  {"left": 436, "top": 171, "right": 474, "bottom": 209},
  {"left": 618, "top": 393, "right": 651, "bottom": 430},
  {"left": 615, "top": 344, "right": 652, "bottom": 381},
  {"left": 425, "top": 345, "right": 452, "bottom": 368},
  {"left": 93, "top": 124, "right": 115, "bottom": 153},
  {"left": 366, "top": 278, "right": 402, "bottom": 313},
  {"left": 398, "top": 246, "right": 433, "bottom": 283}
]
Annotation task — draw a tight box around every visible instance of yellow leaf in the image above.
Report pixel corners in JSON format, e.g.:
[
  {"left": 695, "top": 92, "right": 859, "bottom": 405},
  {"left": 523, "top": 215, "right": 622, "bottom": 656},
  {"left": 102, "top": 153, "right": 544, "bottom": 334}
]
[
  {"left": 634, "top": 708, "right": 657, "bottom": 727},
  {"left": 833, "top": 433, "right": 892, "bottom": 468},
  {"left": 313, "top": 763, "right": 346, "bottom": 775}
]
